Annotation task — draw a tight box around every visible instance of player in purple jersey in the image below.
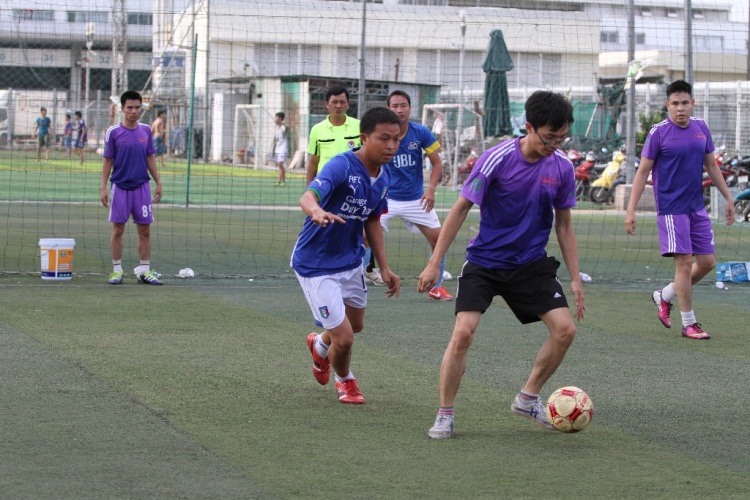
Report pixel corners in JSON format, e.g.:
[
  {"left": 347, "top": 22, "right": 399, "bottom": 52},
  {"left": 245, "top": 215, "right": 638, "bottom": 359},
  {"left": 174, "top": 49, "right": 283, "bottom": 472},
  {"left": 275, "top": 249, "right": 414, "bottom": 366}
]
[
  {"left": 418, "top": 91, "right": 586, "bottom": 438},
  {"left": 100, "top": 90, "right": 164, "bottom": 286},
  {"left": 626, "top": 80, "right": 735, "bottom": 340},
  {"left": 296, "top": 107, "right": 401, "bottom": 405}
]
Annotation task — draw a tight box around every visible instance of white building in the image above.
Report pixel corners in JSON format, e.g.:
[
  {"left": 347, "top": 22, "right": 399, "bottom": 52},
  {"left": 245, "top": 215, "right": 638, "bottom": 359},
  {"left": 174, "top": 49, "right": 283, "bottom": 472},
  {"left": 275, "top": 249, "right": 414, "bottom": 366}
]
[{"left": 0, "top": 0, "right": 161, "bottom": 111}]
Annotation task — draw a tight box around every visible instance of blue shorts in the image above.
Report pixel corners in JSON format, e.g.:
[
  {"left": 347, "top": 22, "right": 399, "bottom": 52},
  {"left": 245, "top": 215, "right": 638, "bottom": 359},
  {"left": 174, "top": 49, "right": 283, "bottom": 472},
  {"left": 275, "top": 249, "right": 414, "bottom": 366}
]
[
  {"left": 154, "top": 136, "right": 165, "bottom": 156},
  {"left": 64, "top": 136, "right": 73, "bottom": 148},
  {"left": 74, "top": 138, "right": 87, "bottom": 149}
]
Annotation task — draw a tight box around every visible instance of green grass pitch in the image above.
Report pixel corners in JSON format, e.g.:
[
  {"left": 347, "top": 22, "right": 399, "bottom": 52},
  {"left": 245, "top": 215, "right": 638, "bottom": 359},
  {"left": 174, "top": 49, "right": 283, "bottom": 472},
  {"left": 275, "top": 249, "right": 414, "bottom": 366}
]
[{"left": 1, "top": 150, "right": 750, "bottom": 498}]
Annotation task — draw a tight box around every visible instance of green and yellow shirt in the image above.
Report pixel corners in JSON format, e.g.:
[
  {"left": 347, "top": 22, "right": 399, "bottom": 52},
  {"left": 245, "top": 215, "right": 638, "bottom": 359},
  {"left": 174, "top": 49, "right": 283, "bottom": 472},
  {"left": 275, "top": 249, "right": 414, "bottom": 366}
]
[{"left": 307, "top": 115, "right": 361, "bottom": 173}]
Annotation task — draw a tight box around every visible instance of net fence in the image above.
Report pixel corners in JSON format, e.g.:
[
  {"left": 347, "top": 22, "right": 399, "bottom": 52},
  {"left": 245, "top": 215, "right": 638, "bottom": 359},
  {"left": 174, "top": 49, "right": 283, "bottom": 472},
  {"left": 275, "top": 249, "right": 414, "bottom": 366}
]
[{"left": 1, "top": 0, "right": 750, "bottom": 281}]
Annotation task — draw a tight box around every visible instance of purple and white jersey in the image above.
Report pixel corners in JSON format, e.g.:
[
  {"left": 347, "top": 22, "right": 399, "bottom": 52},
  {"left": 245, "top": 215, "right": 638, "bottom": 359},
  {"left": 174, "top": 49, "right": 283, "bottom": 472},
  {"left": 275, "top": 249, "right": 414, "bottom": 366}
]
[
  {"left": 641, "top": 117, "right": 714, "bottom": 215},
  {"left": 460, "top": 137, "right": 576, "bottom": 269},
  {"left": 103, "top": 123, "right": 155, "bottom": 190}
]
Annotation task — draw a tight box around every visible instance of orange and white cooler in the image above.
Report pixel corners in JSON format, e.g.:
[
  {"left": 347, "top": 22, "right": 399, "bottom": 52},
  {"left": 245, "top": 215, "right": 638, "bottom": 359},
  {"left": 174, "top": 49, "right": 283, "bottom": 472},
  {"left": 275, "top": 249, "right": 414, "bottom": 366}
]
[{"left": 39, "top": 238, "right": 75, "bottom": 281}]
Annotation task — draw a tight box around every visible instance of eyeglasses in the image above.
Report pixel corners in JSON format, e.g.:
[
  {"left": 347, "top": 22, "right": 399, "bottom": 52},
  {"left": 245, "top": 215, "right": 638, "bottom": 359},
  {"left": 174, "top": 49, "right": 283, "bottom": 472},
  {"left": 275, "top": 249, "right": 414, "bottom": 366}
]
[{"left": 534, "top": 128, "right": 571, "bottom": 149}]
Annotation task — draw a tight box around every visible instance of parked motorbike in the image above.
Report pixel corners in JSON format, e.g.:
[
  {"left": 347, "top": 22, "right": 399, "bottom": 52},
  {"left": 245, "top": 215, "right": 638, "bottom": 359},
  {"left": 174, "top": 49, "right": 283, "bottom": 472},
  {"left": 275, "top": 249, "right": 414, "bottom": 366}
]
[
  {"left": 574, "top": 151, "right": 597, "bottom": 201},
  {"left": 589, "top": 151, "right": 626, "bottom": 204}
]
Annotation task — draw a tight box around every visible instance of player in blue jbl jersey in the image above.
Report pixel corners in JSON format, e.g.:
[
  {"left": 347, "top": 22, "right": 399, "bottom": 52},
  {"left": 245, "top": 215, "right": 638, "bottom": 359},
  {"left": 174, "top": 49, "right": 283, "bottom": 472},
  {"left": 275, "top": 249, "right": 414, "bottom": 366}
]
[
  {"left": 382, "top": 90, "right": 453, "bottom": 301},
  {"left": 292, "top": 107, "right": 401, "bottom": 405}
]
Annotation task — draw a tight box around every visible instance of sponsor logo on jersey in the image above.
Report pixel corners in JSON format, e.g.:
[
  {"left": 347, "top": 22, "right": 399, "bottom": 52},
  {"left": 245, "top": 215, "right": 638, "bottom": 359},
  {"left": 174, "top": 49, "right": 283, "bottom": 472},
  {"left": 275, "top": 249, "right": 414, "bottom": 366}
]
[
  {"left": 348, "top": 141, "right": 356, "bottom": 149},
  {"left": 392, "top": 154, "right": 417, "bottom": 168},
  {"left": 695, "top": 133, "right": 706, "bottom": 139},
  {"left": 319, "top": 306, "right": 330, "bottom": 318},
  {"left": 542, "top": 176, "right": 559, "bottom": 185},
  {"left": 408, "top": 141, "right": 419, "bottom": 150},
  {"left": 139, "top": 138, "right": 147, "bottom": 142}
]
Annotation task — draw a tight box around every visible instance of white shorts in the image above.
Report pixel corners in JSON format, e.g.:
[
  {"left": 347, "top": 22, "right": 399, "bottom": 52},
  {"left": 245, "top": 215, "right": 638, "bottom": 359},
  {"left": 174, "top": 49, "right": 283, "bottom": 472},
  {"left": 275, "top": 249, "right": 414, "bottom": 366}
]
[
  {"left": 380, "top": 198, "right": 441, "bottom": 234},
  {"left": 295, "top": 266, "right": 367, "bottom": 330},
  {"left": 275, "top": 152, "right": 287, "bottom": 163}
]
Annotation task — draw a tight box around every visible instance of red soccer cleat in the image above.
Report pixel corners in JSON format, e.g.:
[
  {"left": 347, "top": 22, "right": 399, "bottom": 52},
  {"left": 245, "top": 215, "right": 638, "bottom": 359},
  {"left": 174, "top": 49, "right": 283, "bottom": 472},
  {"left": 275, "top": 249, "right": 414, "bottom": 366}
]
[
  {"left": 428, "top": 286, "right": 454, "bottom": 301},
  {"left": 335, "top": 379, "right": 365, "bottom": 404},
  {"left": 682, "top": 323, "right": 710, "bottom": 340},
  {"left": 307, "top": 332, "right": 330, "bottom": 385}
]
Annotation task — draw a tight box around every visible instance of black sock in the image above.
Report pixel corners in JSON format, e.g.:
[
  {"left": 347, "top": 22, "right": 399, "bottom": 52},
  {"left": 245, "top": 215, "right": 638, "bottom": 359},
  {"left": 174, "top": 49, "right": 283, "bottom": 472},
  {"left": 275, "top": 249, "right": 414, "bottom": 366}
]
[{"left": 367, "top": 253, "right": 376, "bottom": 273}]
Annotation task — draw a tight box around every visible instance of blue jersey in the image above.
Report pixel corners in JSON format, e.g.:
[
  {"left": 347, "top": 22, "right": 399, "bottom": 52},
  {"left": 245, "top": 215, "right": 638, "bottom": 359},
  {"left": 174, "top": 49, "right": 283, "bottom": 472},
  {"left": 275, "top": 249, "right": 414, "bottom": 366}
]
[
  {"left": 641, "top": 117, "right": 714, "bottom": 215},
  {"left": 460, "top": 138, "right": 576, "bottom": 269},
  {"left": 36, "top": 117, "right": 51, "bottom": 135},
  {"left": 103, "top": 123, "right": 155, "bottom": 190},
  {"left": 384, "top": 122, "right": 440, "bottom": 201},
  {"left": 291, "top": 150, "right": 390, "bottom": 278}
]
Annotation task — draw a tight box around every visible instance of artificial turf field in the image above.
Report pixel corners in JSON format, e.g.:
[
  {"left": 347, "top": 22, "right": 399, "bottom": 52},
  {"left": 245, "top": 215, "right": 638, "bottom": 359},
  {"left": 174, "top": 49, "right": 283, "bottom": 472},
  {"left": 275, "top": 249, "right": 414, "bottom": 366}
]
[
  {"left": 2, "top": 150, "right": 750, "bottom": 497},
  {"left": 1, "top": 275, "right": 750, "bottom": 499}
]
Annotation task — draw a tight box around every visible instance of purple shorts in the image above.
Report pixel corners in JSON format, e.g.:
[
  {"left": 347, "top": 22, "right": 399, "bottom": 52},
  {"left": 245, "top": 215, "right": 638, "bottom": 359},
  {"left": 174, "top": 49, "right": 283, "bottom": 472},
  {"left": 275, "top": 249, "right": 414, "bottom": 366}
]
[
  {"left": 108, "top": 183, "right": 154, "bottom": 224},
  {"left": 657, "top": 208, "right": 714, "bottom": 256}
]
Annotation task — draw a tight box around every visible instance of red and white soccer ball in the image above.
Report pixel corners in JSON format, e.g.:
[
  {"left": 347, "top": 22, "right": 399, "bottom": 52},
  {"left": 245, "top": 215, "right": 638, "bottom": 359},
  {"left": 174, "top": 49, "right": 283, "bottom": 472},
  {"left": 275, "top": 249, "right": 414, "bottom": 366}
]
[{"left": 546, "top": 386, "right": 593, "bottom": 433}]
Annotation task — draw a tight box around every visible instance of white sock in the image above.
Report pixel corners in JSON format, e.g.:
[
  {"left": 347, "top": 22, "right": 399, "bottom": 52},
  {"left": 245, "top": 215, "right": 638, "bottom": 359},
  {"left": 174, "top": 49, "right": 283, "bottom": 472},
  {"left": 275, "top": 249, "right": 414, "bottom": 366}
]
[
  {"left": 681, "top": 310, "right": 696, "bottom": 327},
  {"left": 661, "top": 283, "right": 677, "bottom": 303},
  {"left": 112, "top": 261, "right": 123, "bottom": 273},
  {"left": 314, "top": 334, "right": 329, "bottom": 358},
  {"left": 139, "top": 261, "right": 150, "bottom": 273},
  {"left": 335, "top": 371, "right": 355, "bottom": 383}
]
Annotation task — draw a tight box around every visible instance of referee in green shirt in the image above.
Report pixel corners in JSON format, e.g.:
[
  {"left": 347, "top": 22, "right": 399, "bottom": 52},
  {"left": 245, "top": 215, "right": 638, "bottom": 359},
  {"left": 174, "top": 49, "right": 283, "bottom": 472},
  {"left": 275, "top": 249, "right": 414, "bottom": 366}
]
[{"left": 305, "top": 85, "right": 362, "bottom": 186}]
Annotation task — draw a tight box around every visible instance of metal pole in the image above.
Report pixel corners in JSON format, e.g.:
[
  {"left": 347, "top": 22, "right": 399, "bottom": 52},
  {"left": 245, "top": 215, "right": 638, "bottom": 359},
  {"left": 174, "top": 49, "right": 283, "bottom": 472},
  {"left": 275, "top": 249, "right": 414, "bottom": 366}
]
[
  {"left": 357, "top": 0, "right": 366, "bottom": 119},
  {"left": 452, "top": 11, "right": 466, "bottom": 191},
  {"left": 685, "top": 0, "right": 694, "bottom": 85},
  {"left": 202, "top": 0, "right": 210, "bottom": 162},
  {"left": 7, "top": 88, "right": 13, "bottom": 149},
  {"left": 84, "top": 53, "right": 90, "bottom": 127},
  {"left": 186, "top": 35, "right": 198, "bottom": 207},
  {"left": 51, "top": 88, "right": 57, "bottom": 144},
  {"left": 747, "top": 0, "right": 750, "bottom": 80},
  {"left": 625, "top": 0, "right": 637, "bottom": 184},
  {"left": 96, "top": 89, "right": 102, "bottom": 146}
]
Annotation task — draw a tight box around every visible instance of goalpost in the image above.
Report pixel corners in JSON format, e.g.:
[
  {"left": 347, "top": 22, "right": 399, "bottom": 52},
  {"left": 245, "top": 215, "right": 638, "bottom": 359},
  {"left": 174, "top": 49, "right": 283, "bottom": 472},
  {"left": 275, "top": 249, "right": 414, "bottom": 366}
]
[
  {"left": 233, "top": 104, "right": 262, "bottom": 168},
  {"left": 422, "top": 104, "right": 485, "bottom": 190}
]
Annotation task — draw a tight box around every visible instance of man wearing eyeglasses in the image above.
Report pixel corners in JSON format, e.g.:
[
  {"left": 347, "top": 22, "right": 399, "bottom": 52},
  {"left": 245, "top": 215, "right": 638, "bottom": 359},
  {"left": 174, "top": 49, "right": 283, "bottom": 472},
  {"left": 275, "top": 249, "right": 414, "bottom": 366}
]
[{"left": 418, "top": 91, "right": 585, "bottom": 439}]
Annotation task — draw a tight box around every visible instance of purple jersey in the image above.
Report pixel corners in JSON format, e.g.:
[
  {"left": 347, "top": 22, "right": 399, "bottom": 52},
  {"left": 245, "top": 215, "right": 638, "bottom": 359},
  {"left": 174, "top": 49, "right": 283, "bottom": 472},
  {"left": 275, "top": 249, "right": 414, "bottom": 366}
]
[
  {"left": 103, "top": 123, "right": 155, "bottom": 190},
  {"left": 641, "top": 117, "right": 714, "bottom": 215},
  {"left": 460, "top": 138, "right": 576, "bottom": 269}
]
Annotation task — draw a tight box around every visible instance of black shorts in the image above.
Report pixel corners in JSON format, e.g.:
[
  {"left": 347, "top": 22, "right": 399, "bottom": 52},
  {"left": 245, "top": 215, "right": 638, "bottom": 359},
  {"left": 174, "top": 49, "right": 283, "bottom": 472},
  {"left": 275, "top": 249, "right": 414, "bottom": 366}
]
[{"left": 455, "top": 256, "right": 568, "bottom": 324}]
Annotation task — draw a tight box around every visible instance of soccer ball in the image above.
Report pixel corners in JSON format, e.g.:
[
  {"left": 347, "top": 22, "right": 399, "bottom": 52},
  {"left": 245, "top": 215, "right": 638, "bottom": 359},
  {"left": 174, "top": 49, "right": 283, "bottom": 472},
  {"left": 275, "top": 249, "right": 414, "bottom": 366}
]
[{"left": 546, "top": 386, "right": 593, "bottom": 433}]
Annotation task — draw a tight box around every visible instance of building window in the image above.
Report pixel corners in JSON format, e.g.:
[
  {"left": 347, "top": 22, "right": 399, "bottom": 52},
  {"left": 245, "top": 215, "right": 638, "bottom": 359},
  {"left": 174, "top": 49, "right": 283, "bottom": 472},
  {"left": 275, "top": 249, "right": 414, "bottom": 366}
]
[
  {"left": 127, "top": 13, "right": 153, "bottom": 25},
  {"left": 694, "top": 35, "right": 723, "bottom": 51},
  {"left": 67, "top": 12, "right": 108, "bottom": 23},
  {"left": 12, "top": 9, "right": 54, "bottom": 21},
  {"left": 667, "top": 8, "right": 679, "bottom": 18},
  {"left": 639, "top": 7, "right": 652, "bottom": 17},
  {"left": 601, "top": 31, "right": 619, "bottom": 44},
  {"left": 693, "top": 10, "right": 705, "bottom": 19},
  {"left": 636, "top": 33, "right": 645, "bottom": 45}
]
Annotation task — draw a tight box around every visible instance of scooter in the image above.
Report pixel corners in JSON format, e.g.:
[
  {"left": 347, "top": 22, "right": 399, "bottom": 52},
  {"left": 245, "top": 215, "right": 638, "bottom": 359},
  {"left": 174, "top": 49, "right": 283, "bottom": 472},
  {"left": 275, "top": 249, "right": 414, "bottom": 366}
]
[
  {"left": 589, "top": 151, "right": 626, "bottom": 204},
  {"left": 574, "top": 151, "right": 597, "bottom": 201},
  {"left": 734, "top": 187, "right": 750, "bottom": 222}
]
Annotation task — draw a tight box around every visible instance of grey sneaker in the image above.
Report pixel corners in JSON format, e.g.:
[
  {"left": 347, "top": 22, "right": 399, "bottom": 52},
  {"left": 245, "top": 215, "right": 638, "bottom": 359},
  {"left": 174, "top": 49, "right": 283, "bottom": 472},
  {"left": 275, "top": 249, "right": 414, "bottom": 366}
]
[
  {"left": 428, "top": 414, "right": 455, "bottom": 439},
  {"left": 511, "top": 394, "right": 555, "bottom": 431},
  {"left": 364, "top": 269, "right": 386, "bottom": 286}
]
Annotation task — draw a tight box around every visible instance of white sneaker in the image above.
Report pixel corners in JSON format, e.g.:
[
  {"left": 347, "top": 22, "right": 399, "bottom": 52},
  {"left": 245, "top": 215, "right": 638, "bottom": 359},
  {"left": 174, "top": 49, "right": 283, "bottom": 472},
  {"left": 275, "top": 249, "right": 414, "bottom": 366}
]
[
  {"left": 428, "top": 414, "right": 455, "bottom": 439},
  {"left": 511, "top": 394, "right": 555, "bottom": 431},
  {"left": 364, "top": 269, "right": 386, "bottom": 286}
]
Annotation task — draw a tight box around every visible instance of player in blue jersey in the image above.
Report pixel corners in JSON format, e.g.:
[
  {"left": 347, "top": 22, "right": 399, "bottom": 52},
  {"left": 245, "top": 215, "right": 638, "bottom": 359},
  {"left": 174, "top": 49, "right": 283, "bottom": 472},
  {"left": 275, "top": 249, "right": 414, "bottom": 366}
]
[
  {"left": 418, "top": 91, "right": 586, "bottom": 438},
  {"left": 626, "top": 80, "right": 735, "bottom": 340},
  {"left": 293, "top": 107, "right": 401, "bottom": 405},
  {"left": 383, "top": 90, "right": 453, "bottom": 301}
]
